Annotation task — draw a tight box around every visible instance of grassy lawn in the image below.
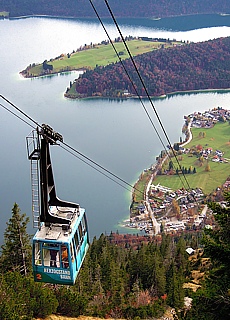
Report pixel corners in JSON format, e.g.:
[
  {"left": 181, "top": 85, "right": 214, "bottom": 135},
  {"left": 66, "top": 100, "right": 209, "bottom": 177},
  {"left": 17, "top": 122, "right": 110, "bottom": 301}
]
[
  {"left": 0, "top": 11, "right": 9, "bottom": 17},
  {"left": 131, "top": 170, "right": 153, "bottom": 215},
  {"left": 134, "top": 171, "right": 152, "bottom": 202},
  {"left": 24, "top": 39, "right": 183, "bottom": 77},
  {"left": 154, "top": 121, "right": 230, "bottom": 194}
]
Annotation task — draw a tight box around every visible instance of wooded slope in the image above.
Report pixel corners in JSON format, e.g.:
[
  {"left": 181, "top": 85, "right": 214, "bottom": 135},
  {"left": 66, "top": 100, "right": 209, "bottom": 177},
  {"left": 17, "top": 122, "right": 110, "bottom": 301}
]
[
  {"left": 70, "top": 37, "right": 230, "bottom": 98},
  {"left": 1, "top": 0, "right": 230, "bottom": 18}
]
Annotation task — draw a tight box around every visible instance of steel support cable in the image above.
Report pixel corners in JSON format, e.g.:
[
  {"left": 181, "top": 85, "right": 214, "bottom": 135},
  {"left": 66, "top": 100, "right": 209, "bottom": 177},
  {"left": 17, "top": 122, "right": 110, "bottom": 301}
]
[
  {"left": 0, "top": 102, "right": 35, "bottom": 129},
  {"left": 0, "top": 95, "right": 41, "bottom": 129},
  {"left": 0, "top": 95, "right": 143, "bottom": 195},
  {"left": 100, "top": 0, "right": 192, "bottom": 191},
  {"left": 88, "top": 0, "right": 169, "bottom": 156},
  {"left": 61, "top": 140, "right": 142, "bottom": 194},
  {"left": 59, "top": 144, "right": 139, "bottom": 194},
  {"left": 88, "top": 0, "right": 190, "bottom": 193},
  {"left": 88, "top": 0, "right": 191, "bottom": 192},
  {"left": 100, "top": 1, "right": 201, "bottom": 208},
  {"left": 88, "top": 0, "right": 190, "bottom": 191}
]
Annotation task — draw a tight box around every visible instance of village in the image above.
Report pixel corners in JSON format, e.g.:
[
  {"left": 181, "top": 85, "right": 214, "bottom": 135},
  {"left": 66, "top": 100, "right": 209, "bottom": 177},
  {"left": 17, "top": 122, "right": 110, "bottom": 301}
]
[{"left": 124, "top": 107, "right": 230, "bottom": 235}]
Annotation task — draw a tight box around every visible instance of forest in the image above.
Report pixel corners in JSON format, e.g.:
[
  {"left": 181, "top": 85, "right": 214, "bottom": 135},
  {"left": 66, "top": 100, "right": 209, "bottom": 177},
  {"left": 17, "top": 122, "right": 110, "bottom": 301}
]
[
  {"left": 67, "top": 36, "right": 230, "bottom": 99},
  {"left": 0, "top": 199, "right": 230, "bottom": 320},
  {"left": 1, "top": 0, "right": 230, "bottom": 19}
]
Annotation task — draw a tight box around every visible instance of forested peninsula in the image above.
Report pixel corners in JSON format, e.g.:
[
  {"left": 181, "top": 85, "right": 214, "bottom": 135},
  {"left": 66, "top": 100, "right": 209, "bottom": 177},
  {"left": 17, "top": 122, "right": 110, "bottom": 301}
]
[
  {"left": 1, "top": 0, "right": 230, "bottom": 18},
  {"left": 66, "top": 36, "right": 230, "bottom": 99}
]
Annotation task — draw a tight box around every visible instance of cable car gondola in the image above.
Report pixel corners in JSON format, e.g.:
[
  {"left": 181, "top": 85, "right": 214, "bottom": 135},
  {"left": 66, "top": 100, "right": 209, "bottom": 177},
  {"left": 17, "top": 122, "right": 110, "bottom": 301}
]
[{"left": 26, "top": 124, "right": 89, "bottom": 285}]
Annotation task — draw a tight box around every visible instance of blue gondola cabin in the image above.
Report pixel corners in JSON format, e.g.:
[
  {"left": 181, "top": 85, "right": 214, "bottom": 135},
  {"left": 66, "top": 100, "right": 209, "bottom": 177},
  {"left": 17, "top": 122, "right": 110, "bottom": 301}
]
[{"left": 33, "top": 206, "right": 89, "bottom": 285}]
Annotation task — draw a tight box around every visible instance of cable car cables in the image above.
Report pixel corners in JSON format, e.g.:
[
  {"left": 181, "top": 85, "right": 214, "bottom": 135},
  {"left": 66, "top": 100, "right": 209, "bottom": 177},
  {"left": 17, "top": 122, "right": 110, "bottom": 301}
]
[
  {"left": 0, "top": 94, "right": 142, "bottom": 195},
  {"left": 88, "top": 0, "right": 193, "bottom": 192},
  {"left": 0, "top": 95, "right": 40, "bottom": 128},
  {"left": 88, "top": 0, "right": 168, "bottom": 154}
]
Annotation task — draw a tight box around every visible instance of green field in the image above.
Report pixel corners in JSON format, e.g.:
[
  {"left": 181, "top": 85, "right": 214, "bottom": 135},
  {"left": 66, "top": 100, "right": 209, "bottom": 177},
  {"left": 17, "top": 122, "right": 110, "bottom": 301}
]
[
  {"left": 154, "top": 122, "right": 230, "bottom": 194},
  {"left": 0, "top": 11, "right": 9, "bottom": 17},
  {"left": 23, "top": 39, "right": 183, "bottom": 77}
]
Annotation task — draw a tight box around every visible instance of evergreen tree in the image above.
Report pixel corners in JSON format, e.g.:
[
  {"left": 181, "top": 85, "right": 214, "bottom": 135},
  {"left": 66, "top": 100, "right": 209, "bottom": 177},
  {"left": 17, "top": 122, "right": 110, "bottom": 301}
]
[
  {"left": 175, "top": 237, "right": 187, "bottom": 270},
  {"left": 0, "top": 271, "right": 58, "bottom": 319},
  {"left": 160, "top": 233, "right": 174, "bottom": 273},
  {"left": 174, "top": 143, "right": 180, "bottom": 151},
  {"left": 148, "top": 247, "right": 166, "bottom": 296},
  {"left": 166, "top": 263, "right": 185, "bottom": 310},
  {"left": 0, "top": 203, "right": 31, "bottom": 275},
  {"left": 55, "top": 286, "right": 87, "bottom": 317}
]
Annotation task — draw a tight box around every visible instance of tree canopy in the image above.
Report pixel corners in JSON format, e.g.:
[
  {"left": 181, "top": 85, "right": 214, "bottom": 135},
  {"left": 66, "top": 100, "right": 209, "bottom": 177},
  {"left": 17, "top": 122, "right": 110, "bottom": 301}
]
[
  {"left": 1, "top": 199, "right": 230, "bottom": 319},
  {"left": 71, "top": 37, "right": 230, "bottom": 98},
  {"left": 186, "top": 193, "right": 230, "bottom": 319},
  {"left": 1, "top": 0, "right": 230, "bottom": 18},
  {"left": 0, "top": 203, "right": 31, "bottom": 275}
]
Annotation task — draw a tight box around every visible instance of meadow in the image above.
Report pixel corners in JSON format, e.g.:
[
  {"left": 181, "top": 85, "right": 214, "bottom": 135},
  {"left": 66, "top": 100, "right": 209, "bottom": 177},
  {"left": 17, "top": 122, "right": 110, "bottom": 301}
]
[
  {"left": 24, "top": 39, "right": 182, "bottom": 77},
  {"left": 154, "top": 121, "right": 230, "bottom": 194},
  {"left": 0, "top": 11, "right": 9, "bottom": 17}
]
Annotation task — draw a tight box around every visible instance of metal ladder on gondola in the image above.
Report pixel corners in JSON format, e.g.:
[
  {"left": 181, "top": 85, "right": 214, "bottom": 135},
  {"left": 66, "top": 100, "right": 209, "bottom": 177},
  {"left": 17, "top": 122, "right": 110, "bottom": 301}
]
[
  {"left": 31, "top": 158, "right": 40, "bottom": 228},
  {"left": 26, "top": 129, "right": 41, "bottom": 229},
  {"left": 27, "top": 125, "right": 72, "bottom": 228}
]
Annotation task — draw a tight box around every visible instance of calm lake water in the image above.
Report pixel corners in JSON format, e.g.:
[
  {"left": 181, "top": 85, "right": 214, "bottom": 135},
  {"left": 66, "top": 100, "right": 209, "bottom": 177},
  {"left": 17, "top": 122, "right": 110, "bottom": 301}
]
[{"left": 0, "top": 14, "right": 230, "bottom": 244}]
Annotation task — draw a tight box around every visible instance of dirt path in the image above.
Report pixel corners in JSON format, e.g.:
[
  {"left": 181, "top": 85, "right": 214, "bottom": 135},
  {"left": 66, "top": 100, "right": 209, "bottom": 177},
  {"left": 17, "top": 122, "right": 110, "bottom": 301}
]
[
  {"left": 38, "top": 308, "right": 175, "bottom": 320},
  {"left": 39, "top": 316, "right": 125, "bottom": 320}
]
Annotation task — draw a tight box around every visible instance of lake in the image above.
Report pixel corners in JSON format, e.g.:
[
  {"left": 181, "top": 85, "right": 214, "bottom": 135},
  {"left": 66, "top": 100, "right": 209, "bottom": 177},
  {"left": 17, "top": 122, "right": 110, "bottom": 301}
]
[{"left": 0, "top": 14, "right": 230, "bottom": 244}]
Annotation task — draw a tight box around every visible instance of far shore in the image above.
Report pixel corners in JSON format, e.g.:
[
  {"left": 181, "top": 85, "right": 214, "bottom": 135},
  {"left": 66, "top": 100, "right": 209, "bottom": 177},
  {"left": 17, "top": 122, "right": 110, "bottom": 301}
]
[
  {"left": 6, "top": 12, "right": 225, "bottom": 20},
  {"left": 64, "top": 87, "right": 230, "bottom": 100}
]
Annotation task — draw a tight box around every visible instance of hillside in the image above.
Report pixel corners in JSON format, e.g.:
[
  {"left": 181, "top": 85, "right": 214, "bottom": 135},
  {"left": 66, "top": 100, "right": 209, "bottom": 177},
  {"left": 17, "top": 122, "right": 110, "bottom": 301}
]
[
  {"left": 1, "top": 202, "right": 229, "bottom": 320},
  {"left": 0, "top": 230, "right": 193, "bottom": 319},
  {"left": 1, "top": 0, "right": 230, "bottom": 18},
  {"left": 67, "top": 36, "right": 230, "bottom": 98}
]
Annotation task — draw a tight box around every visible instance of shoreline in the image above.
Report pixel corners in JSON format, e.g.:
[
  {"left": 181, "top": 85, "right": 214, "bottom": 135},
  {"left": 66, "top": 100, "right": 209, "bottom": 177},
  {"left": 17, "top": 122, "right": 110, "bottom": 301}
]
[
  {"left": 6, "top": 12, "right": 230, "bottom": 21},
  {"left": 124, "top": 107, "right": 230, "bottom": 234},
  {"left": 64, "top": 87, "right": 230, "bottom": 101},
  {"left": 19, "top": 65, "right": 230, "bottom": 99},
  {"left": 20, "top": 68, "right": 85, "bottom": 80}
]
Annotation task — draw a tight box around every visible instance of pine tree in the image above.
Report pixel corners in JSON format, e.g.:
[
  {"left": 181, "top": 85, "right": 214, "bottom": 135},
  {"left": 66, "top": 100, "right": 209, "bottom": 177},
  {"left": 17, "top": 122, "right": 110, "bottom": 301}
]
[
  {"left": 175, "top": 237, "right": 187, "bottom": 270},
  {"left": 166, "top": 263, "right": 184, "bottom": 310},
  {"left": 0, "top": 203, "right": 31, "bottom": 275},
  {"left": 149, "top": 247, "right": 166, "bottom": 296}
]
